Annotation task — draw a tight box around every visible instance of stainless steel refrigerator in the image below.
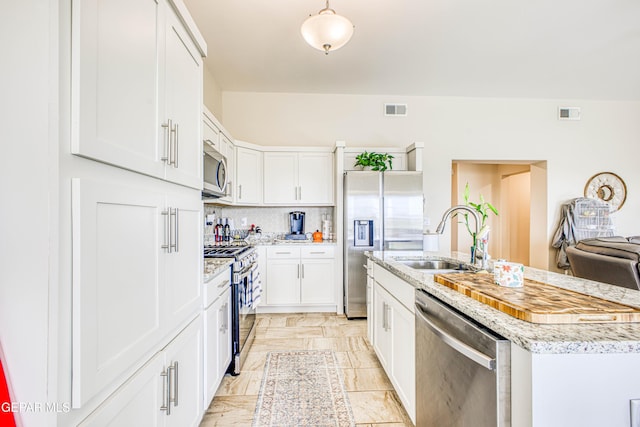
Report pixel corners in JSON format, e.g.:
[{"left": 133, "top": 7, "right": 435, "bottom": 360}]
[{"left": 344, "top": 171, "right": 424, "bottom": 318}]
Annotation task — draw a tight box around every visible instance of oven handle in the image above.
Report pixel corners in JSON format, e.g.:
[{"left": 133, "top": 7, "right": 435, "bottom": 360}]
[
  {"left": 415, "top": 301, "right": 496, "bottom": 371},
  {"left": 236, "top": 263, "right": 258, "bottom": 282}
]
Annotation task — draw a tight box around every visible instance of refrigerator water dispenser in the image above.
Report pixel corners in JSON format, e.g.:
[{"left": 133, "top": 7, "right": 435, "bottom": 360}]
[{"left": 354, "top": 220, "right": 374, "bottom": 247}]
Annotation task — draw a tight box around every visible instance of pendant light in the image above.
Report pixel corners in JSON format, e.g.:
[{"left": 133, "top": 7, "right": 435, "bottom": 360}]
[{"left": 301, "top": 0, "right": 354, "bottom": 55}]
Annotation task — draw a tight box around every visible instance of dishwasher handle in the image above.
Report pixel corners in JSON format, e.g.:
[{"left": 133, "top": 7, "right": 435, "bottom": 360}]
[{"left": 415, "top": 301, "right": 496, "bottom": 371}]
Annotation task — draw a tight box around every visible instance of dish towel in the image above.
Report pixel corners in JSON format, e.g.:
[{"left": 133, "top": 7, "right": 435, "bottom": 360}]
[{"left": 251, "top": 271, "right": 262, "bottom": 309}]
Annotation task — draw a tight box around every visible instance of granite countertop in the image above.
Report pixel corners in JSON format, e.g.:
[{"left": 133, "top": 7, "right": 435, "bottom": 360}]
[
  {"left": 203, "top": 258, "right": 234, "bottom": 283},
  {"left": 366, "top": 250, "right": 640, "bottom": 355}
]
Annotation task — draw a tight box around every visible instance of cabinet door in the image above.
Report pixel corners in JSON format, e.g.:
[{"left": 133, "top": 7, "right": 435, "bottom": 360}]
[
  {"left": 300, "top": 259, "right": 335, "bottom": 304},
  {"left": 298, "top": 152, "right": 334, "bottom": 204},
  {"left": 71, "top": 179, "right": 164, "bottom": 407},
  {"left": 217, "top": 288, "right": 232, "bottom": 384},
  {"left": 373, "top": 284, "right": 392, "bottom": 370},
  {"left": 164, "top": 316, "right": 203, "bottom": 427},
  {"left": 163, "top": 5, "right": 203, "bottom": 189},
  {"left": 235, "top": 147, "right": 262, "bottom": 204},
  {"left": 389, "top": 299, "right": 416, "bottom": 422},
  {"left": 265, "top": 260, "right": 300, "bottom": 305},
  {"left": 204, "top": 302, "right": 220, "bottom": 407},
  {"left": 263, "top": 152, "right": 298, "bottom": 204},
  {"left": 164, "top": 190, "right": 202, "bottom": 329},
  {"left": 77, "top": 355, "right": 165, "bottom": 427},
  {"left": 71, "top": 0, "right": 164, "bottom": 179}
]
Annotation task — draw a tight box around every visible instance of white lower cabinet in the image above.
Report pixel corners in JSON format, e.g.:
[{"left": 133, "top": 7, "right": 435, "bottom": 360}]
[
  {"left": 264, "top": 246, "right": 335, "bottom": 310},
  {"left": 372, "top": 264, "right": 416, "bottom": 424},
  {"left": 79, "top": 316, "right": 203, "bottom": 427},
  {"left": 203, "top": 267, "right": 232, "bottom": 406}
]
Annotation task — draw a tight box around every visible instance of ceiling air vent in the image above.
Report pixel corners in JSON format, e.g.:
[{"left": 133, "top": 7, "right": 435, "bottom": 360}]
[
  {"left": 558, "top": 106, "right": 581, "bottom": 121},
  {"left": 384, "top": 103, "right": 408, "bottom": 117}
]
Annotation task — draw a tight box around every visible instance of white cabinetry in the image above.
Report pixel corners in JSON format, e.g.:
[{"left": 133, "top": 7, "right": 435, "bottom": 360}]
[
  {"left": 371, "top": 264, "right": 416, "bottom": 424},
  {"left": 263, "top": 151, "right": 334, "bottom": 205},
  {"left": 235, "top": 146, "right": 263, "bottom": 205},
  {"left": 71, "top": 178, "right": 202, "bottom": 407},
  {"left": 203, "top": 267, "right": 232, "bottom": 406},
  {"left": 79, "top": 317, "right": 203, "bottom": 427},
  {"left": 263, "top": 246, "right": 336, "bottom": 311},
  {"left": 71, "top": 0, "right": 204, "bottom": 189}
]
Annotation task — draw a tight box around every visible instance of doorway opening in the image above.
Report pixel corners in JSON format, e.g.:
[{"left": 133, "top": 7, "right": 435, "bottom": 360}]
[{"left": 451, "top": 161, "right": 548, "bottom": 269}]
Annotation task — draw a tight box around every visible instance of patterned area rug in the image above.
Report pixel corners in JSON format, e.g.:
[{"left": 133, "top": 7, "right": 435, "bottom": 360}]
[{"left": 253, "top": 350, "right": 355, "bottom": 427}]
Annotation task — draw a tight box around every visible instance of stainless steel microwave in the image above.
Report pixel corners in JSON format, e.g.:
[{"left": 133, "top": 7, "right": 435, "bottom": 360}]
[{"left": 203, "top": 142, "right": 227, "bottom": 198}]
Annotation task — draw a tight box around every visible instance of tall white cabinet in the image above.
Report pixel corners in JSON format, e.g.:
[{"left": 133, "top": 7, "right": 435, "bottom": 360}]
[{"left": 57, "top": 0, "right": 207, "bottom": 425}]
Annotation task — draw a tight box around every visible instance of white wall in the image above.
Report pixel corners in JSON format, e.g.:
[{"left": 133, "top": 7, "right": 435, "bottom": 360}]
[
  {"left": 0, "top": 0, "right": 58, "bottom": 425},
  {"left": 203, "top": 64, "right": 223, "bottom": 119},
  {"left": 222, "top": 92, "right": 640, "bottom": 270}
]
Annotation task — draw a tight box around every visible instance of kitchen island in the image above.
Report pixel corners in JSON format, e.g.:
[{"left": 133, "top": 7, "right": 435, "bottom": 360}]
[{"left": 367, "top": 250, "right": 640, "bottom": 427}]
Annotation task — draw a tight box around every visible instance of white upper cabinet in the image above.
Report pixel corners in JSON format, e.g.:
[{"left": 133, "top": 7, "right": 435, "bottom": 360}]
[
  {"left": 71, "top": 0, "right": 204, "bottom": 189},
  {"left": 263, "top": 151, "right": 334, "bottom": 205},
  {"left": 235, "top": 147, "right": 263, "bottom": 205},
  {"left": 162, "top": 5, "right": 204, "bottom": 189}
]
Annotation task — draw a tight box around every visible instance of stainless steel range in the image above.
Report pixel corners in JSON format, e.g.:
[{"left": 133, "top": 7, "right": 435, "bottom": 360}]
[{"left": 204, "top": 244, "right": 259, "bottom": 375}]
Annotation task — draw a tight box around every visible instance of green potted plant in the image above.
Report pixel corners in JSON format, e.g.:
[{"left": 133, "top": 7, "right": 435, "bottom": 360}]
[
  {"left": 460, "top": 183, "right": 499, "bottom": 253},
  {"left": 354, "top": 151, "right": 394, "bottom": 171}
]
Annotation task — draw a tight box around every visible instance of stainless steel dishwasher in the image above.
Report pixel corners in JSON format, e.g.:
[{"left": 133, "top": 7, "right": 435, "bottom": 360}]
[{"left": 415, "top": 289, "right": 511, "bottom": 427}]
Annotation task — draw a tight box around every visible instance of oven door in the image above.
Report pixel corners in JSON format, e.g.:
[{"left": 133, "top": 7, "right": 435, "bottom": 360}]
[{"left": 230, "top": 263, "right": 257, "bottom": 375}]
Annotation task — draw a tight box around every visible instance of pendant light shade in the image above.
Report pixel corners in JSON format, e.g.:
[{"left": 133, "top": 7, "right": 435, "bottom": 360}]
[{"left": 301, "top": 1, "right": 354, "bottom": 55}]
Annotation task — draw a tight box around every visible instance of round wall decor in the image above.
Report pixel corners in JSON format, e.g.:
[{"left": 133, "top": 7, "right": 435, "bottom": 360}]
[{"left": 584, "top": 172, "right": 627, "bottom": 211}]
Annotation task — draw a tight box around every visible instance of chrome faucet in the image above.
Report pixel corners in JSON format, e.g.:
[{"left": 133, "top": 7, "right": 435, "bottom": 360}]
[{"left": 435, "top": 205, "right": 481, "bottom": 265}]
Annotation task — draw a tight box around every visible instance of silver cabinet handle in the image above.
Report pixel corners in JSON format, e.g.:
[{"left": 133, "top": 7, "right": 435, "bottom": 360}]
[
  {"left": 217, "top": 279, "right": 230, "bottom": 289},
  {"left": 160, "top": 368, "right": 171, "bottom": 415},
  {"left": 161, "top": 119, "right": 171, "bottom": 164},
  {"left": 297, "top": 264, "right": 300, "bottom": 278},
  {"left": 386, "top": 304, "right": 391, "bottom": 331},
  {"left": 275, "top": 251, "right": 292, "bottom": 255},
  {"left": 415, "top": 302, "right": 496, "bottom": 370},
  {"left": 172, "top": 208, "right": 179, "bottom": 252},
  {"left": 161, "top": 209, "right": 170, "bottom": 252},
  {"left": 301, "top": 264, "right": 305, "bottom": 278},
  {"left": 298, "top": 186, "right": 302, "bottom": 200},
  {"left": 173, "top": 123, "right": 179, "bottom": 168},
  {"left": 170, "top": 361, "right": 179, "bottom": 407},
  {"left": 382, "top": 302, "right": 387, "bottom": 330},
  {"left": 239, "top": 184, "right": 242, "bottom": 200}
]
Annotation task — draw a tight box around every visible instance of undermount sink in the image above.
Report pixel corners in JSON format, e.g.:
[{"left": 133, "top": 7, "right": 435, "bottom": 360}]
[{"left": 396, "top": 259, "right": 470, "bottom": 273}]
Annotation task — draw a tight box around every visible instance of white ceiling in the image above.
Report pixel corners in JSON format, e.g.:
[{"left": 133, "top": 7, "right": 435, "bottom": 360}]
[{"left": 183, "top": 0, "right": 640, "bottom": 100}]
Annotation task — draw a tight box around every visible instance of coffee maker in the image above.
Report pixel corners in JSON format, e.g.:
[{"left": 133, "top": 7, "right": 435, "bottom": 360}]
[{"left": 285, "top": 211, "right": 306, "bottom": 240}]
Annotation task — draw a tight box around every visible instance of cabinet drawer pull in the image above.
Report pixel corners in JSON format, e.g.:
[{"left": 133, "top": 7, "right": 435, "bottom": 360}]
[
  {"left": 217, "top": 279, "right": 230, "bottom": 289},
  {"left": 275, "top": 251, "right": 291, "bottom": 255},
  {"left": 309, "top": 251, "right": 325, "bottom": 254}
]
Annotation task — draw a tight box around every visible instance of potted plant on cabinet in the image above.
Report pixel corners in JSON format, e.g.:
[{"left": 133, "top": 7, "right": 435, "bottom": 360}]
[{"left": 354, "top": 151, "right": 394, "bottom": 171}]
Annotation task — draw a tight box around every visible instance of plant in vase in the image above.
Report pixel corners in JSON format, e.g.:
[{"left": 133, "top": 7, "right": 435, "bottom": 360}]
[
  {"left": 354, "top": 151, "right": 394, "bottom": 171},
  {"left": 459, "top": 183, "right": 499, "bottom": 259}
]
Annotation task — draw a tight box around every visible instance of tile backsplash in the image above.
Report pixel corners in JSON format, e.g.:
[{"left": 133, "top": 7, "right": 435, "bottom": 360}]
[{"left": 204, "top": 205, "right": 335, "bottom": 236}]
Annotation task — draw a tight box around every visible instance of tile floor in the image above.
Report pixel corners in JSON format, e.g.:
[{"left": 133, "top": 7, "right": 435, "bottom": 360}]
[{"left": 199, "top": 312, "right": 414, "bottom": 426}]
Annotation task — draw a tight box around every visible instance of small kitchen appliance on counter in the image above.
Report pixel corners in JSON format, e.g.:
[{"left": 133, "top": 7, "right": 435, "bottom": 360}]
[{"left": 285, "top": 211, "right": 306, "bottom": 240}]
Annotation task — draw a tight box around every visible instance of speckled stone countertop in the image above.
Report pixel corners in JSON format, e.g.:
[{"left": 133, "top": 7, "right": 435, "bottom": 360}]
[
  {"left": 366, "top": 250, "right": 640, "bottom": 355},
  {"left": 203, "top": 258, "right": 233, "bottom": 283}
]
